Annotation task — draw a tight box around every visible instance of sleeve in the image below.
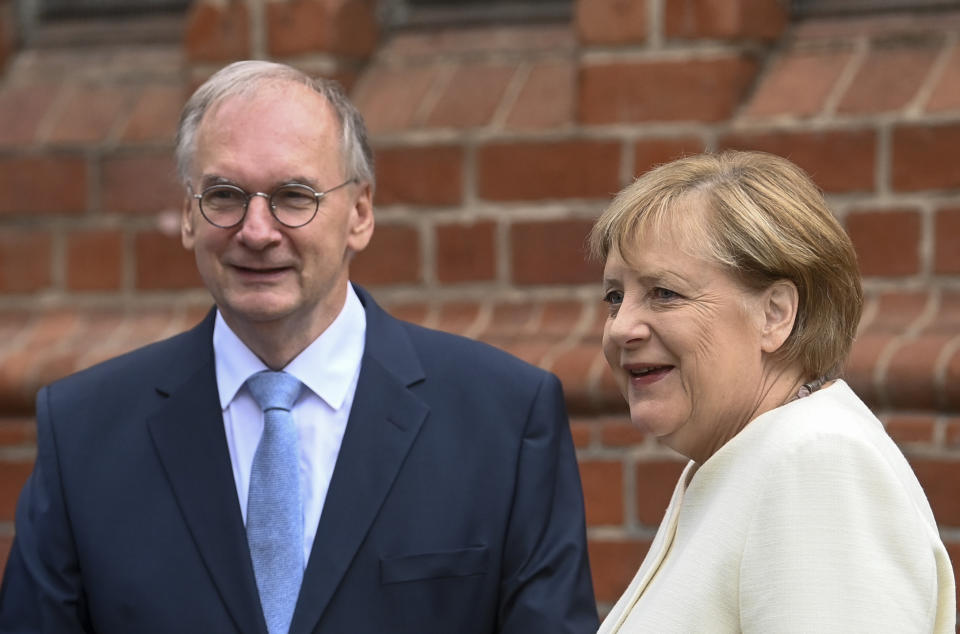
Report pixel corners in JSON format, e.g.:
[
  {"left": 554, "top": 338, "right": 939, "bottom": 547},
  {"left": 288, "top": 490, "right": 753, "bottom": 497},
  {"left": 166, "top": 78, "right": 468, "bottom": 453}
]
[
  {"left": 0, "top": 386, "right": 92, "bottom": 633},
  {"left": 738, "top": 430, "right": 948, "bottom": 633},
  {"left": 496, "top": 372, "right": 599, "bottom": 634}
]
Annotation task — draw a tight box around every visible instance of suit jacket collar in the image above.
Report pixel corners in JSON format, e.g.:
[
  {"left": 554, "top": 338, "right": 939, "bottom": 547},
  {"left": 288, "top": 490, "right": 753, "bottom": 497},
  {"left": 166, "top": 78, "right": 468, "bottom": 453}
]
[
  {"left": 148, "top": 287, "right": 430, "bottom": 634},
  {"left": 291, "top": 284, "right": 429, "bottom": 633}
]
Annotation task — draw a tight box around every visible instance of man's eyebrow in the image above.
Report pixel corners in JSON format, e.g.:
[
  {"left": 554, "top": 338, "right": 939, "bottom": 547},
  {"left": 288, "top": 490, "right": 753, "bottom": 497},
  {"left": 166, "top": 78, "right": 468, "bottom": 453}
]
[{"left": 198, "top": 174, "right": 322, "bottom": 190}]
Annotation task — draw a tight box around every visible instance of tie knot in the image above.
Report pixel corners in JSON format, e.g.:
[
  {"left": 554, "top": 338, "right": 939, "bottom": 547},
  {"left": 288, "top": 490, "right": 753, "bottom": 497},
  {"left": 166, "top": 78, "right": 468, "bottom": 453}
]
[{"left": 246, "top": 371, "right": 302, "bottom": 412}]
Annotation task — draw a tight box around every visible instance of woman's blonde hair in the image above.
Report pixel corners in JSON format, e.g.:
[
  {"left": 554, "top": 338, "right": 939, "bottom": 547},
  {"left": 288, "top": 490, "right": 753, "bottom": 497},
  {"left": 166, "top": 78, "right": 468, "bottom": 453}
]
[{"left": 588, "top": 150, "right": 862, "bottom": 380}]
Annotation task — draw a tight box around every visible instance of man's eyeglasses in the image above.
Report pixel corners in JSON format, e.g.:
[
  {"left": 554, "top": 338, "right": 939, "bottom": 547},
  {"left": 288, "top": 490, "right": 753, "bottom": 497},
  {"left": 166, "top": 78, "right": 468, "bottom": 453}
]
[{"left": 190, "top": 179, "right": 356, "bottom": 229}]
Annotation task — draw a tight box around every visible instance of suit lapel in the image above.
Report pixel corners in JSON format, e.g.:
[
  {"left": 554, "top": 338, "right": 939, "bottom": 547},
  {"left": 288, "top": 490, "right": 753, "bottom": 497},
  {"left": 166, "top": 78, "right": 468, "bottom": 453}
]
[
  {"left": 290, "top": 286, "right": 429, "bottom": 634},
  {"left": 146, "top": 314, "right": 266, "bottom": 634}
]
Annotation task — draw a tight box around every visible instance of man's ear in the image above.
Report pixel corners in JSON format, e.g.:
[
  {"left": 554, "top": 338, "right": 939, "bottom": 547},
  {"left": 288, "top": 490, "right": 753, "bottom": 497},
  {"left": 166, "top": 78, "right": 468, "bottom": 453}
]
[
  {"left": 181, "top": 193, "right": 196, "bottom": 250},
  {"left": 760, "top": 279, "right": 799, "bottom": 354},
  {"left": 346, "top": 182, "right": 375, "bottom": 253}
]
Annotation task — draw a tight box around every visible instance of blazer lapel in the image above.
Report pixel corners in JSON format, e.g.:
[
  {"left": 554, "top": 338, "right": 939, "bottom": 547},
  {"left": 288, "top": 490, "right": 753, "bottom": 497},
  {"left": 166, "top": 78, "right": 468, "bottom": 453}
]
[
  {"left": 290, "top": 286, "right": 429, "bottom": 634},
  {"left": 146, "top": 314, "right": 266, "bottom": 634}
]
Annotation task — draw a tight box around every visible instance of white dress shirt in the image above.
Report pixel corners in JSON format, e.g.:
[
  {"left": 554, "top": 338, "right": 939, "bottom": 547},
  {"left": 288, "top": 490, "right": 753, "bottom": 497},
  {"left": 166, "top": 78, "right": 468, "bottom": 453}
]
[{"left": 213, "top": 285, "right": 366, "bottom": 565}]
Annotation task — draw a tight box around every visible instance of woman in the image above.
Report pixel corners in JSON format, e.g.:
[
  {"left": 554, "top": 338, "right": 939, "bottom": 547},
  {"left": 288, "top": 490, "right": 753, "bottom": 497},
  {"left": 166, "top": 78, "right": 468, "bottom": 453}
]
[{"left": 590, "top": 151, "right": 955, "bottom": 632}]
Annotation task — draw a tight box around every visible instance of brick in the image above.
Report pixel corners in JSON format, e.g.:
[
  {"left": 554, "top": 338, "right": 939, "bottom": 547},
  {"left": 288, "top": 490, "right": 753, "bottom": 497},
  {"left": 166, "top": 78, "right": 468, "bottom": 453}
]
[
  {"left": 569, "top": 420, "right": 593, "bottom": 449},
  {"left": 575, "top": 0, "right": 647, "bottom": 45},
  {"left": 184, "top": 1, "right": 250, "bottom": 62},
  {"left": 477, "top": 140, "right": 620, "bottom": 201},
  {"left": 883, "top": 414, "right": 935, "bottom": 445},
  {"left": 634, "top": 137, "right": 704, "bottom": 176},
  {"left": 135, "top": 231, "right": 204, "bottom": 290},
  {"left": 102, "top": 152, "right": 181, "bottom": 215},
  {"left": 435, "top": 222, "right": 496, "bottom": 283},
  {"left": 434, "top": 302, "right": 482, "bottom": 337},
  {"left": 425, "top": 63, "right": 514, "bottom": 129},
  {"left": 383, "top": 302, "right": 429, "bottom": 326},
  {"left": 0, "top": 231, "right": 52, "bottom": 293},
  {"left": 374, "top": 145, "right": 462, "bottom": 206},
  {"left": 46, "top": 86, "right": 134, "bottom": 145},
  {"left": 0, "top": 460, "right": 31, "bottom": 521},
  {"left": 719, "top": 129, "right": 875, "bottom": 193},
  {"left": 863, "top": 291, "right": 932, "bottom": 333},
  {"left": 580, "top": 56, "right": 759, "bottom": 124},
  {"left": 664, "top": 0, "right": 786, "bottom": 41},
  {"left": 0, "top": 155, "right": 87, "bottom": 215},
  {"left": 746, "top": 48, "right": 852, "bottom": 118},
  {"left": 946, "top": 417, "right": 960, "bottom": 446},
  {"left": 353, "top": 65, "right": 439, "bottom": 134},
  {"left": 934, "top": 208, "right": 960, "bottom": 273},
  {"left": 540, "top": 300, "right": 589, "bottom": 339},
  {"left": 0, "top": 1, "right": 13, "bottom": 74},
  {"left": 579, "top": 460, "right": 623, "bottom": 526},
  {"left": 885, "top": 335, "right": 951, "bottom": 410},
  {"left": 947, "top": 349, "right": 960, "bottom": 411},
  {"left": 0, "top": 535, "right": 11, "bottom": 584},
  {"left": 845, "top": 209, "right": 921, "bottom": 277},
  {"left": 0, "top": 417, "right": 35, "bottom": 448},
  {"left": 267, "top": 0, "right": 377, "bottom": 58},
  {"left": 120, "top": 84, "right": 185, "bottom": 144},
  {"left": 551, "top": 345, "right": 604, "bottom": 412},
  {"left": 926, "top": 42, "right": 960, "bottom": 113},
  {"left": 909, "top": 459, "right": 960, "bottom": 525},
  {"left": 0, "top": 83, "right": 60, "bottom": 147},
  {"left": 635, "top": 460, "right": 686, "bottom": 526},
  {"left": 497, "top": 341, "right": 553, "bottom": 369},
  {"left": 511, "top": 220, "right": 599, "bottom": 285},
  {"left": 892, "top": 123, "right": 960, "bottom": 191},
  {"left": 843, "top": 333, "right": 888, "bottom": 408},
  {"left": 838, "top": 45, "right": 939, "bottom": 115},
  {"left": 66, "top": 230, "right": 124, "bottom": 291},
  {"left": 946, "top": 541, "right": 960, "bottom": 610},
  {"left": 504, "top": 60, "right": 575, "bottom": 130},
  {"left": 350, "top": 224, "right": 420, "bottom": 286},
  {"left": 601, "top": 418, "right": 646, "bottom": 447},
  {"left": 588, "top": 538, "right": 650, "bottom": 603},
  {"left": 485, "top": 303, "right": 538, "bottom": 340}
]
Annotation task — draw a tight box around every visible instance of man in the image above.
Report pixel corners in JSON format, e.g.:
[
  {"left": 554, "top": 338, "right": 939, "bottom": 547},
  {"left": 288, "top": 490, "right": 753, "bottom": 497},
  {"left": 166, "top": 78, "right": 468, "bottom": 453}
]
[{"left": 0, "top": 61, "right": 597, "bottom": 633}]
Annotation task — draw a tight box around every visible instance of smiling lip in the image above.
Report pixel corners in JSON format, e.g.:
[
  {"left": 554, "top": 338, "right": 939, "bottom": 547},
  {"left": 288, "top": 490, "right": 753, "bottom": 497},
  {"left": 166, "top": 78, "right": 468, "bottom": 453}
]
[
  {"left": 623, "top": 363, "right": 674, "bottom": 386},
  {"left": 230, "top": 264, "right": 293, "bottom": 281}
]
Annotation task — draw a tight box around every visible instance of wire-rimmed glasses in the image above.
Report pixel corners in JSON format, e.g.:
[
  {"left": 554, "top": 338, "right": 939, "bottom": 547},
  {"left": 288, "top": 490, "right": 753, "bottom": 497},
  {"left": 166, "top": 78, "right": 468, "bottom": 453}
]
[{"left": 190, "top": 179, "right": 356, "bottom": 229}]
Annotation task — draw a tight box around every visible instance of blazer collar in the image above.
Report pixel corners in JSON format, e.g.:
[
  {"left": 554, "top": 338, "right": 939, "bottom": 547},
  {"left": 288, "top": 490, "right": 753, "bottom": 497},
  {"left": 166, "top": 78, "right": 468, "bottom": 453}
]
[{"left": 290, "top": 284, "right": 430, "bottom": 634}]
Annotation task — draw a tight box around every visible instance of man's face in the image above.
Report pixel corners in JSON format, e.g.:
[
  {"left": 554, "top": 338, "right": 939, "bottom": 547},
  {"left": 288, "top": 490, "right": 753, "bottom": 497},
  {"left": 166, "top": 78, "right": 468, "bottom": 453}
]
[{"left": 181, "top": 81, "right": 373, "bottom": 342}]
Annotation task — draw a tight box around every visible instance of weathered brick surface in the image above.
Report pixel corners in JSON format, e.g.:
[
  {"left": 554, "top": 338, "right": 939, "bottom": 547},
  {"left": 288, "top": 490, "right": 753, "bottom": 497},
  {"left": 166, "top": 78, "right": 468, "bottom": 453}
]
[
  {"left": 891, "top": 123, "right": 960, "bottom": 191},
  {"left": 350, "top": 224, "right": 420, "bottom": 286},
  {"left": 134, "top": 231, "right": 204, "bottom": 290},
  {"left": 0, "top": 84, "right": 59, "bottom": 147},
  {"left": 504, "top": 60, "right": 576, "bottom": 130},
  {"left": 575, "top": 0, "right": 647, "bottom": 45},
  {"left": 634, "top": 137, "right": 705, "bottom": 176},
  {"left": 510, "top": 220, "right": 599, "bottom": 285},
  {"left": 374, "top": 145, "right": 463, "bottom": 207},
  {"left": 845, "top": 209, "right": 921, "bottom": 277},
  {"left": 635, "top": 460, "right": 686, "bottom": 526},
  {"left": 579, "top": 460, "right": 624, "bottom": 526},
  {"left": 588, "top": 539, "right": 650, "bottom": 603},
  {"left": 425, "top": 63, "right": 515, "bottom": 129},
  {"left": 926, "top": 42, "right": 960, "bottom": 113},
  {"left": 664, "top": 0, "right": 786, "bottom": 41},
  {"left": 46, "top": 86, "right": 134, "bottom": 145},
  {"left": 101, "top": 152, "right": 181, "bottom": 215},
  {"left": 66, "top": 230, "right": 124, "bottom": 291},
  {"left": 837, "top": 45, "right": 939, "bottom": 114},
  {"left": 183, "top": 1, "right": 250, "bottom": 62},
  {"left": 435, "top": 222, "right": 497, "bottom": 283},
  {"left": 580, "top": 56, "right": 759, "bottom": 123},
  {"left": 477, "top": 140, "right": 620, "bottom": 201},
  {"left": 746, "top": 49, "right": 852, "bottom": 119},
  {"left": 0, "top": 231, "right": 52, "bottom": 293},
  {"left": 719, "top": 129, "right": 876, "bottom": 193},
  {"left": 267, "top": 0, "right": 377, "bottom": 59},
  {"left": 0, "top": 156, "right": 88, "bottom": 215},
  {"left": 120, "top": 85, "right": 185, "bottom": 144},
  {"left": 934, "top": 207, "right": 960, "bottom": 273},
  {"left": 0, "top": 460, "right": 31, "bottom": 521},
  {"left": 352, "top": 66, "right": 440, "bottom": 134}
]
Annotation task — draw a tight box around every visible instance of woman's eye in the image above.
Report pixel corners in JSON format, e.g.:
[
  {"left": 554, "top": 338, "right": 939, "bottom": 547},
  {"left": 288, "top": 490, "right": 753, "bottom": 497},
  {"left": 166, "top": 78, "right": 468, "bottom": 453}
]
[
  {"left": 602, "top": 289, "right": 624, "bottom": 305},
  {"left": 652, "top": 287, "right": 680, "bottom": 300}
]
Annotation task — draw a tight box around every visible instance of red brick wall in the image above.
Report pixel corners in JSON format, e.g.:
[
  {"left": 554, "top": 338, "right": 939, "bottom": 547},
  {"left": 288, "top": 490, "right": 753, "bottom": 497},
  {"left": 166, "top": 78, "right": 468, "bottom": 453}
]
[{"left": 1, "top": 0, "right": 959, "bottom": 618}]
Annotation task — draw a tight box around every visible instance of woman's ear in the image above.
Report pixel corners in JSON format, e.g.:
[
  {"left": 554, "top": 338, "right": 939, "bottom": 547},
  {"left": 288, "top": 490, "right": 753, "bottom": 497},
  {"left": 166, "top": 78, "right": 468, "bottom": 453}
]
[{"left": 760, "top": 280, "right": 799, "bottom": 354}]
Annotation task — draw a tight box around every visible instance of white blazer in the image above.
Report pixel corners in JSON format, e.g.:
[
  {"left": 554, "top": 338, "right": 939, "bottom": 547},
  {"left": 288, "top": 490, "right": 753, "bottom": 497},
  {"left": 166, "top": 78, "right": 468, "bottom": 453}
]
[{"left": 599, "top": 380, "right": 955, "bottom": 633}]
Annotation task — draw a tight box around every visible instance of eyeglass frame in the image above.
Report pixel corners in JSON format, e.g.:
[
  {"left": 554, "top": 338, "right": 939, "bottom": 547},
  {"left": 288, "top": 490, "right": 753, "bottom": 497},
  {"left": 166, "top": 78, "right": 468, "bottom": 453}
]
[{"left": 188, "top": 178, "right": 358, "bottom": 229}]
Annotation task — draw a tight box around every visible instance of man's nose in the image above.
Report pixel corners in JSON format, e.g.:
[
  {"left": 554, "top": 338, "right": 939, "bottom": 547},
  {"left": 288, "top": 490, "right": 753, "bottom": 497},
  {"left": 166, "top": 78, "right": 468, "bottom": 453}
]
[{"left": 237, "top": 194, "right": 280, "bottom": 245}]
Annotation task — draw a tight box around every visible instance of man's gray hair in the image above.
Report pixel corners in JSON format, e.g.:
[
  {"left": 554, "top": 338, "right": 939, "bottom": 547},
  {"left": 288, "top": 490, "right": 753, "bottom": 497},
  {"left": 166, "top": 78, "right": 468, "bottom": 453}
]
[{"left": 175, "top": 60, "right": 375, "bottom": 189}]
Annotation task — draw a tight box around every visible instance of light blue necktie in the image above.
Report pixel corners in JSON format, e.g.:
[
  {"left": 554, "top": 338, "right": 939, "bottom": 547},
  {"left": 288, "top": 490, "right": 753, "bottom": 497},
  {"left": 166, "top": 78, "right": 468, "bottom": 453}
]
[{"left": 246, "top": 370, "right": 304, "bottom": 634}]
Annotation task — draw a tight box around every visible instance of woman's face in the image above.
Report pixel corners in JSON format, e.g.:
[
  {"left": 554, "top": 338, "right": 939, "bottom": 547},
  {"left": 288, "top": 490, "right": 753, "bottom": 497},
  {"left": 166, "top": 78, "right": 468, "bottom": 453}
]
[{"left": 601, "top": 218, "right": 783, "bottom": 462}]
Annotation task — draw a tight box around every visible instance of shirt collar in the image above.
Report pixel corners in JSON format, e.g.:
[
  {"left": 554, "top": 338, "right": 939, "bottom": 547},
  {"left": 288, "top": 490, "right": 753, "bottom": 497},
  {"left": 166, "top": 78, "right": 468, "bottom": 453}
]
[{"left": 213, "top": 285, "right": 367, "bottom": 410}]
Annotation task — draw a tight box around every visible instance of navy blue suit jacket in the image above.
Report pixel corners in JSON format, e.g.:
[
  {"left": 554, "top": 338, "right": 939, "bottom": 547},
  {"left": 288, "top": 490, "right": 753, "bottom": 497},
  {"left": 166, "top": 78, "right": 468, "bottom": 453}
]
[{"left": 0, "top": 286, "right": 597, "bottom": 633}]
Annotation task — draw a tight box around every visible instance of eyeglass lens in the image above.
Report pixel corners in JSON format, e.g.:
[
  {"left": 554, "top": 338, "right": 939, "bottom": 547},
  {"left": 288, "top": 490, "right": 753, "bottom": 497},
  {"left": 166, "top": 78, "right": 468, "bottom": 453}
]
[{"left": 200, "top": 184, "right": 318, "bottom": 228}]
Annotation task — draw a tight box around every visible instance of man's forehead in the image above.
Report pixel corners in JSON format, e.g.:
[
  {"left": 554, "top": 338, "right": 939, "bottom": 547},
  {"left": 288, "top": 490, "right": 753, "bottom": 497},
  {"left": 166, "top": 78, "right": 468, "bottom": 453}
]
[{"left": 199, "top": 79, "right": 333, "bottom": 131}]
